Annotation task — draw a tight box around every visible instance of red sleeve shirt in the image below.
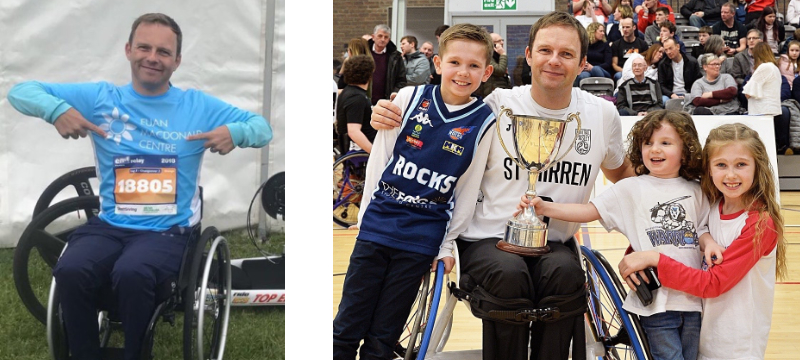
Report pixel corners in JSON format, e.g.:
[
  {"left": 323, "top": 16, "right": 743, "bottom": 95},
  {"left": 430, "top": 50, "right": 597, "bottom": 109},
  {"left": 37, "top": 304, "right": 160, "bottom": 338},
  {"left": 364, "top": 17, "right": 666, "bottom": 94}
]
[{"left": 658, "top": 211, "right": 777, "bottom": 298}]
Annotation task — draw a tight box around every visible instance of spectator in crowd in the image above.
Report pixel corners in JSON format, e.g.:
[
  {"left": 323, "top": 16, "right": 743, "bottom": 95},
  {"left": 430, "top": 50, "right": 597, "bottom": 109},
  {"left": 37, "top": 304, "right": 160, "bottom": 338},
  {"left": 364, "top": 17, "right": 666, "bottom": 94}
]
[
  {"left": 399, "top": 35, "right": 430, "bottom": 86},
  {"left": 616, "top": 56, "right": 664, "bottom": 115},
  {"left": 658, "top": 37, "right": 703, "bottom": 104},
  {"left": 657, "top": 21, "right": 687, "bottom": 54},
  {"left": 692, "top": 26, "right": 714, "bottom": 59},
  {"left": 745, "top": 0, "right": 777, "bottom": 26},
  {"left": 576, "top": 0, "right": 604, "bottom": 27},
  {"left": 779, "top": 40, "right": 800, "bottom": 87},
  {"left": 680, "top": 0, "right": 725, "bottom": 28},
  {"left": 700, "top": 34, "right": 728, "bottom": 69},
  {"left": 336, "top": 54, "right": 377, "bottom": 155},
  {"left": 420, "top": 41, "right": 435, "bottom": 82},
  {"left": 688, "top": 54, "right": 740, "bottom": 114},
  {"left": 644, "top": 7, "right": 680, "bottom": 45},
  {"left": 712, "top": 2, "right": 748, "bottom": 57},
  {"left": 368, "top": 24, "right": 406, "bottom": 105},
  {"left": 430, "top": 25, "right": 450, "bottom": 85},
  {"left": 338, "top": 38, "right": 372, "bottom": 93},
  {"left": 607, "top": 4, "right": 644, "bottom": 43},
  {"left": 616, "top": 44, "right": 662, "bottom": 93},
  {"left": 574, "top": 0, "right": 613, "bottom": 23},
  {"left": 633, "top": 0, "right": 667, "bottom": 14},
  {"left": 787, "top": 0, "right": 800, "bottom": 27},
  {"left": 612, "top": 17, "right": 650, "bottom": 80},
  {"left": 743, "top": 41, "right": 791, "bottom": 154},
  {"left": 476, "top": 33, "right": 512, "bottom": 97},
  {"left": 781, "top": 28, "right": 800, "bottom": 54},
  {"left": 637, "top": 0, "right": 675, "bottom": 33},
  {"left": 730, "top": 29, "right": 764, "bottom": 85},
  {"left": 754, "top": 6, "right": 784, "bottom": 55},
  {"left": 333, "top": 59, "right": 342, "bottom": 83},
  {"left": 735, "top": 0, "right": 747, "bottom": 24},
  {"left": 609, "top": 0, "right": 634, "bottom": 24},
  {"left": 576, "top": 22, "right": 614, "bottom": 86}
]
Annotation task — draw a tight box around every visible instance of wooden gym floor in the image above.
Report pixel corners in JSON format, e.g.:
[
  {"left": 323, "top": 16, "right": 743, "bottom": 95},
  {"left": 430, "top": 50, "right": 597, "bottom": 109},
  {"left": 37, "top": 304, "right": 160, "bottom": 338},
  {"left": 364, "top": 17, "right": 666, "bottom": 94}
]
[{"left": 333, "top": 192, "right": 800, "bottom": 358}]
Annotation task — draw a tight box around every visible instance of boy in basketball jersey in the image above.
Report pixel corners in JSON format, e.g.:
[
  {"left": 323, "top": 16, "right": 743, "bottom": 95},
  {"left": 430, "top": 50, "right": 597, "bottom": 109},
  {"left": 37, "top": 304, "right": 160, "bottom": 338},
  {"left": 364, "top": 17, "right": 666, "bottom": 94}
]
[{"left": 332, "top": 24, "right": 497, "bottom": 360}]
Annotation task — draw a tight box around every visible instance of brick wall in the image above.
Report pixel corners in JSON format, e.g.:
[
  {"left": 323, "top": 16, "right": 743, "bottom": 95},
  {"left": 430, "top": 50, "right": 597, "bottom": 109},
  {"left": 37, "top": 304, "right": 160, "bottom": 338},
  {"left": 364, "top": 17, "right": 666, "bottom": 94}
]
[{"left": 333, "top": 0, "right": 444, "bottom": 61}]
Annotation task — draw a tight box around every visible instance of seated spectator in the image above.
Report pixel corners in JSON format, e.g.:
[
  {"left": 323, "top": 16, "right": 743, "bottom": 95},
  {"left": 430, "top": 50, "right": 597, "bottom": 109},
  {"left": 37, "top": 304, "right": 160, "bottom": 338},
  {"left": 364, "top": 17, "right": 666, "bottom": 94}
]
[
  {"left": 658, "top": 38, "right": 702, "bottom": 104},
  {"left": 712, "top": 2, "right": 748, "bottom": 57},
  {"left": 616, "top": 57, "right": 664, "bottom": 115},
  {"left": 637, "top": 0, "right": 675, "bottom": 34},
  {"left": 743, "top": 42, "right": 791, "bottom": 154},
  {"left": 688, "top": 54, "right": 740, "bottom": 114},
  {"left": 656, "top": 21, "right": 687, "bottom": 54},
  {"left": 616, "top": 45, "right": 662, "bottom": 93},
  {"left": 754, "top": 7, "right": 784, "bottom": 55},
  {"left": 779, "top": 40, "right": 800, "bottom": 87},
  {"left": 691, "top": 26, "right": 713, "bottom": 59},
  {"left": 400, "top": 35, "right": 430, "bottom": 86},
  {"left": 573, "top": 0, "right": 612, "bottom": 23},
  {"left": 780, "top": 27, "right": 800, "bottom": 54},
  {"left": 608, "top": 0, "right": 634, "bottom": 24},
  {"left": 735, "top": 0, "right": 747, "bottom": 24},
  {"left": 607, "top": 4, "right": 645, "bottom": 43},
  {"left": 745, "top": 0, "right": 776, "bottom": 26},
  {"left": 730, "top": 29, "right": 763, "bottom": 85},
  {"left": 576, "top": 0, "right": 604, "bottom": 27},
  {"left": 644, "top": 7, "right": 681, "bottom": 45},
  {"left": 788, "top": 0, "right": 800, "bottom": 27},
  {"left": 679, "top": 0, "right": 725, "bottom": 28},
  {"left": 612, "top": 17, "right": 650, "bottom": 81},
  {"left": 576, "top": 22, "right": 614, "bottom": 86},
  {"left": 633, "top": 0, "right": 668, "bottom": 14},
  {"left": 336, "top": 54, "right": 377, "bottom": 155}
]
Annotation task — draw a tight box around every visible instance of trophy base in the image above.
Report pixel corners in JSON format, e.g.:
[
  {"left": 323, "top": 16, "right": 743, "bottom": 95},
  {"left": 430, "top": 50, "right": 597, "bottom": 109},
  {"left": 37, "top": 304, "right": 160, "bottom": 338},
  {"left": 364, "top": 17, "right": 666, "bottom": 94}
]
[{"left": 496, "top": 241, "right": 551, "bottom": 257}]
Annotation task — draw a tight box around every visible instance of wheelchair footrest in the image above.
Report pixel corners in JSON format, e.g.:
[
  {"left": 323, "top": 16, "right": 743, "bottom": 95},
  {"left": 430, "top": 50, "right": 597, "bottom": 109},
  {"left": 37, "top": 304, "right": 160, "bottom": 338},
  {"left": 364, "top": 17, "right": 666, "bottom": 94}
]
[
  {"left": 100, "top": 347, "right": 125, "bottom": 360},
  {"left": 487, "top": 308, "right": 561, "bottom": 322}
]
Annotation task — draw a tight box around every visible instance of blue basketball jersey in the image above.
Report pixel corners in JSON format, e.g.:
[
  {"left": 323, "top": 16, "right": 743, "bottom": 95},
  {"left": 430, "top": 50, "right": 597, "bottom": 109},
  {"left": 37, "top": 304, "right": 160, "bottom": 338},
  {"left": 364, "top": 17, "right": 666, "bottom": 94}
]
[{"left": 358, "top": 85, "right": 495, "bottom": 256}]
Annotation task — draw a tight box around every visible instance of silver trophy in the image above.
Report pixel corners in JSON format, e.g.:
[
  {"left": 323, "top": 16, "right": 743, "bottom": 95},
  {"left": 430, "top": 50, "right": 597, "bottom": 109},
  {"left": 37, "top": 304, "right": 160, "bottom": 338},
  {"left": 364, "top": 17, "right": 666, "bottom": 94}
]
[{"left": 495, "top": 107, "right": 581, "bottom": 257}]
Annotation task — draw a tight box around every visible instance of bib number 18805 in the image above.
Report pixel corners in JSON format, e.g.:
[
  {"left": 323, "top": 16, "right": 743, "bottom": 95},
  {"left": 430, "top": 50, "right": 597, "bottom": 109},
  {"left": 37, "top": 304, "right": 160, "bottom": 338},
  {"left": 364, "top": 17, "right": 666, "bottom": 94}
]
[{"left": 117, "top": 179, "right": 174, "bottom": 194}]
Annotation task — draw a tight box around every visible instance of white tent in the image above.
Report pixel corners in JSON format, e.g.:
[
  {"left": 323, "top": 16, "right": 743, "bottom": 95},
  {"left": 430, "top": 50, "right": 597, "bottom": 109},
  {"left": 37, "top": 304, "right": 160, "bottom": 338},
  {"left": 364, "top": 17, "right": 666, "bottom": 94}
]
[{"left": 0, "top": 0, "right": 285, "bottom": 247}]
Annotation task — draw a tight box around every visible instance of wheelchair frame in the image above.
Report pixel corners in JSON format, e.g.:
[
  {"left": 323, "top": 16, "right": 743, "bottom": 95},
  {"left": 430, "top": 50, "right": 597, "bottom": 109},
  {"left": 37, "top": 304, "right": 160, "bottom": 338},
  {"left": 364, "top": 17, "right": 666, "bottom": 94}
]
[
  {"left": 395, "top": 245, "right": 653, "bottom": 360},
  {"left": 333, "top": 150, "right": 369, "bottom": 228}
]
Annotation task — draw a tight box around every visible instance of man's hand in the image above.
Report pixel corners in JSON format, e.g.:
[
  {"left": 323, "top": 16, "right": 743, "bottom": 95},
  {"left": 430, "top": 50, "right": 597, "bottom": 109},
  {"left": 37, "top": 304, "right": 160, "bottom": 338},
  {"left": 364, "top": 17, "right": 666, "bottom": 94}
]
[
  {"left": 54, "top": 108, "right": 108, "bottom": 140},
  {"left": 186, "top": 125, "right": 235, "bottom": 155},
  {"left": 432, "top": 256, "right": 456, "bottom": 274},
  {"left": 494, "top": 43, "right": 506, "bottom": 56},
  {"left": 370, "top": 99, "right": 403, "bottom": 130}
]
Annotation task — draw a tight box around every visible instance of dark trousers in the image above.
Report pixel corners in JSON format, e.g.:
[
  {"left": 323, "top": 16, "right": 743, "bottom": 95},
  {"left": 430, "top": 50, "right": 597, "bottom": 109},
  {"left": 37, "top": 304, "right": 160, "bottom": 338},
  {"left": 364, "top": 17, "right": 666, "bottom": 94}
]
[
  {"left": 52, "top": 217, "right": 190, "bottom": 360},
  {"left": 332, "top": 240, "right": 432, "bottom": 360},
  {"left": 457, "top": 238, "right": 585, "bottom": 360},
  {"left": 775, "top": 107, "right": 791, "bottom": 150}
]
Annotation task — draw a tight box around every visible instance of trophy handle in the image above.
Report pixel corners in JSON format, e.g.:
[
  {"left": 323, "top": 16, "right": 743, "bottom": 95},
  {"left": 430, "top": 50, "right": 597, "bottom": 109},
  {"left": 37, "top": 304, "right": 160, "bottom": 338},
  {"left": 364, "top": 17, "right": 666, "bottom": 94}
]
[
  {"left": 496, "top": 107, "right": 527, "bottom": 169},
  {"left": 550, "top": 112, "right": 582, "bottom": 165}
]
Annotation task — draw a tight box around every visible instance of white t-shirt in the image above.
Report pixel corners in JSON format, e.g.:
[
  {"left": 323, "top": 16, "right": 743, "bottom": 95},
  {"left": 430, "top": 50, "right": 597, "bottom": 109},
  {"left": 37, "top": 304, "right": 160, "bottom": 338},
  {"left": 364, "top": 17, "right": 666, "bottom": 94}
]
[
  {"left": 672, "top": 58, "right": 686, "bottom": 94},
  {"left": 459, "top": 86, "right": 626, "bottom": 243},
  {"left": 590, "top": 175, "right": 710, "bottom": 316}
]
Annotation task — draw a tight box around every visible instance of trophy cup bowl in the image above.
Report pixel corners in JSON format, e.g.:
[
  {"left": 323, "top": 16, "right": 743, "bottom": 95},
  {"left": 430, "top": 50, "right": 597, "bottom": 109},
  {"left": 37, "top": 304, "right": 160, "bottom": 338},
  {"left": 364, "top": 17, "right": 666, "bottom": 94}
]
[{"left": 495, "top": 106, "right": 581, "bottom": 257}]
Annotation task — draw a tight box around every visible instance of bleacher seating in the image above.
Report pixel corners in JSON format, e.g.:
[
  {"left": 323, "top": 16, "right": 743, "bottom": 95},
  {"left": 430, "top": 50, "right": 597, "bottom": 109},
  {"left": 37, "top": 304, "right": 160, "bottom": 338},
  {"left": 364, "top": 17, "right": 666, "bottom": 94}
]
[
  {"left": 579, "top": 77, "right": 615, "bottom": 97},
  {"left": 678, "top": 25, "right": 700, "bottom": 42},
  {"left": 674, "top": 14, "right": 689, "bottom": 26}
]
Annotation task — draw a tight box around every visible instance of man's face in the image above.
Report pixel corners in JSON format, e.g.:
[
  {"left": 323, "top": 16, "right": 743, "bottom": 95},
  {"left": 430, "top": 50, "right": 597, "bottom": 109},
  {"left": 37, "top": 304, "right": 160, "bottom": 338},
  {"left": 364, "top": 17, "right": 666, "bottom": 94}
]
[
  {"left": 125, "top": 22, "right": 181, "bottom": 96},
  {"left": 663, "top": 40, "right": 679, "bottom": 60},
  {"left": 720, "top": 6, "right": 733, "bottom": 22},
  {"left": 420, "top": 42, "right": 434, "bottom": 58},
  {"left": 400, "top": 39, "right": 414, "bottom": 55},
  {"left": 491, "top": 33, "right": 504, "bottom": 49},
  {"left": 655, "top": 11, "right": 667, "bottom": 25},
  {"left": 659, "top": 27, "right": 673, "bottom": 43},
  {"left": 621, "top": 19, "right": 634, "bottom": 38},
  {"left": 699, "top": 32, "right": 709, "bottom": 44},
  {"left": 526, "top": 25, "right": 584, "bottom": 97},
  {"left": 747, "top": 32, "right": 762, "bottom": 49},
  {"left": 632, "top": 58, "right": 647, "bottom": 77},
  {"left": 645, "top": 0, "right": 656, "bottom": 9},
  {"left": 373, "top": 29, "right": 390, "bottom": 51}
]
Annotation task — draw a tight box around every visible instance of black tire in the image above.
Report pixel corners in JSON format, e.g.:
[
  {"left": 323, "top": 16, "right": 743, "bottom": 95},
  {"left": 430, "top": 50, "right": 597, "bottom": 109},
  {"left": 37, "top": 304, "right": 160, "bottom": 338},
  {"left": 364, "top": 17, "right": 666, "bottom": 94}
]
[
  {"left": 333, "top": 151, "right": 369, "bottom": 227},
  {"left": 33, "top": 167, "right": 97, "bottom": 218},
  {"left": 14, "top": 196, "right": 99, "bottom": 324},
  {"left": 183, "top": 227, "right": 231, "bottom": 360},
  {"left": 47, "top": 286, "right": 69, "bottom": 360}
]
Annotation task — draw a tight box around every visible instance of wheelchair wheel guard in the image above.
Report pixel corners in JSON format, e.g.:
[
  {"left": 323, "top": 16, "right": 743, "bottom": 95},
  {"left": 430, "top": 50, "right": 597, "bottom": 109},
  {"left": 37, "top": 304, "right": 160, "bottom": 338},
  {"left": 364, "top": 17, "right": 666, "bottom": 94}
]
[
  {"left": 333, "top": 151, "right": 369, "bottom": 227},
  {"left": 394, "top": 261, "right": 444, "bottom": 360},
  {"left": 33, "top": 166, "right": 97, "bottom": 218}
]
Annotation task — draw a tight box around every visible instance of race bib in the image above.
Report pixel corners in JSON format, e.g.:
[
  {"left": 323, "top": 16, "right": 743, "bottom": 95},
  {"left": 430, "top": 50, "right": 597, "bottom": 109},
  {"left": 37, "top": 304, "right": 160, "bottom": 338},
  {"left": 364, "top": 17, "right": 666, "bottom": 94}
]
[{"left": 114, "top": 155, "right": 178, "bottom": 216}]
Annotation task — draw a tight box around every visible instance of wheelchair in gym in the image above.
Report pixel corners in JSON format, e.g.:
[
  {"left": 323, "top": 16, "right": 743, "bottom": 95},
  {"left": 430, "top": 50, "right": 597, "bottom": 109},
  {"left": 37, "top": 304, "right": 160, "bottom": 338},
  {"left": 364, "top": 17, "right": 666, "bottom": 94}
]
[
  {"left": 333, "top": 150, "right": 369, "bottom": 227},
  {"left": 13, "top": 167, "right": 232, "bottom": 360},
  {"left": 393, "top": 244, "right": 653, "bottom": 360}
]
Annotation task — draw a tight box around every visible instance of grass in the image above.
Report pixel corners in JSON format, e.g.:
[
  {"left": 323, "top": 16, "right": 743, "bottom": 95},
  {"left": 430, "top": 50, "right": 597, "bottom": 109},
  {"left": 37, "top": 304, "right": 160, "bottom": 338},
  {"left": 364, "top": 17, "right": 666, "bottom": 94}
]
[{"left": 0, "top": 229, "right": 285, "bottom": 360}]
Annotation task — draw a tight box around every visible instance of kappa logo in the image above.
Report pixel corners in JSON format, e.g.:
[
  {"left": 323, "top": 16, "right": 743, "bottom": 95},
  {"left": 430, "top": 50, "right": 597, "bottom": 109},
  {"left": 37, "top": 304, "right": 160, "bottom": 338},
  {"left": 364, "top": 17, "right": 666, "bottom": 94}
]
[
  {"left": 442, "top": 141, "right": 464, "bottom": 156},
  {"left": 448, "top": 126, "right": 475, "bottom": 141},
  {"left": 406, "top": 136, "right": 423, "bottom": 149},
  {"left": 410, "top": 112, "right": 433, "bottom": 127},
  {"left": 417, "top": 99, "right": 431, "bottom": 112},
  {"left": 575, "top": 129, "right": 591, "bottom": 155}
]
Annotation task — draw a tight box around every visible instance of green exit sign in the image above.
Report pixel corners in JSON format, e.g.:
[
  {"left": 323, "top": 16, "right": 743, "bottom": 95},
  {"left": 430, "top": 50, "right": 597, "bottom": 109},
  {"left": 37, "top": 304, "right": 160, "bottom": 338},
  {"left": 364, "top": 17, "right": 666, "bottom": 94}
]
[{"left": 483, "top": 0, "right": 517, "bottom": 10}]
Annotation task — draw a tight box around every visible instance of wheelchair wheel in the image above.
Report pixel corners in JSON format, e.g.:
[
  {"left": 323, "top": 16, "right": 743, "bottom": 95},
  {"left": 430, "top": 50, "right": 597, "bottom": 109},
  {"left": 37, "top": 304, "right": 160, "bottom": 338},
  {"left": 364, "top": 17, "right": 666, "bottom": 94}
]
[
  {"left": 33, "top": 166, "right": 97, "bottom": 218},
  {"left": 14, "top": 196, "right": 99, "bottom": 324},
  {"left": 184, "top": 227, "right": 232, "bottom": 360},
  {"left": 47, "top": 279, "right": 69, "bottom": 360},
  {"left": 333, "top": 151, "right": 369, "bottom": 228},
  {"left": 581, "top": 247, "right": 650, "bottom": 360},
  {"left": 394, "top": 262, "right": 444, "bottom": 360}
]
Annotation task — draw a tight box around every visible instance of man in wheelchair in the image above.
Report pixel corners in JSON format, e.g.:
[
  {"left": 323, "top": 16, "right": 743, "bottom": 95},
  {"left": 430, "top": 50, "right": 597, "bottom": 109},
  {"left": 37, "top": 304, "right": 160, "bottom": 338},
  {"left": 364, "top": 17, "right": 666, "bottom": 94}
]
[{"left": 7, "top": 13, "right": 272, "bottom": 360}]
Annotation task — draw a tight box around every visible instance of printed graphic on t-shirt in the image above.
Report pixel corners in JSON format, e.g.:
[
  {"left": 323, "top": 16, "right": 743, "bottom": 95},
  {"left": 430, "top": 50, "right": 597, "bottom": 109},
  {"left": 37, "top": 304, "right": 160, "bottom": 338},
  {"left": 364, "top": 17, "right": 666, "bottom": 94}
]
[{"left": 646, "top": 195, "right": 698, "bottom": 248}]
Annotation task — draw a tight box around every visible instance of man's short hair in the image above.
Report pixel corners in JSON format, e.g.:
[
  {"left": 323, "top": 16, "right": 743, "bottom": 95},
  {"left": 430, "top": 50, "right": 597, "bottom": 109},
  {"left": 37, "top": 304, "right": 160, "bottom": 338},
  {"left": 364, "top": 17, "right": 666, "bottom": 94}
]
[
  {"left": 401, "top": 35, "right": 418, "bottom": 49},
  {"left": 374, "top": 24, "right": 391, "bottom": 35},
  {"left": 129, "top": 13, "right": 182, "bottom": 56},
  {"left": 748, "top": 28, "right": 764, "bottom": 39},
  {"left": 435, "top": 25, "right": 450, "bottom": 37},
  {"left": 529, "top": 11, "right": 588, "bottom": 61},
  {"left": 699, "top": 26, "right": 713, "bottom": 35},
  {"left": 438, "top": 23, "right": 493, "bottom": 65},
  {"left": 721, "top": 2, "right": 736, "bottom": 13},
  {"left": 655, "top": 6, "right": 670, "bottom": 16},
  {"left": 343, "top": 54, "right": 375, "bottom": 85},
  {"left": 660, "top": 21, "right": 676, "bottom": 35}
]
